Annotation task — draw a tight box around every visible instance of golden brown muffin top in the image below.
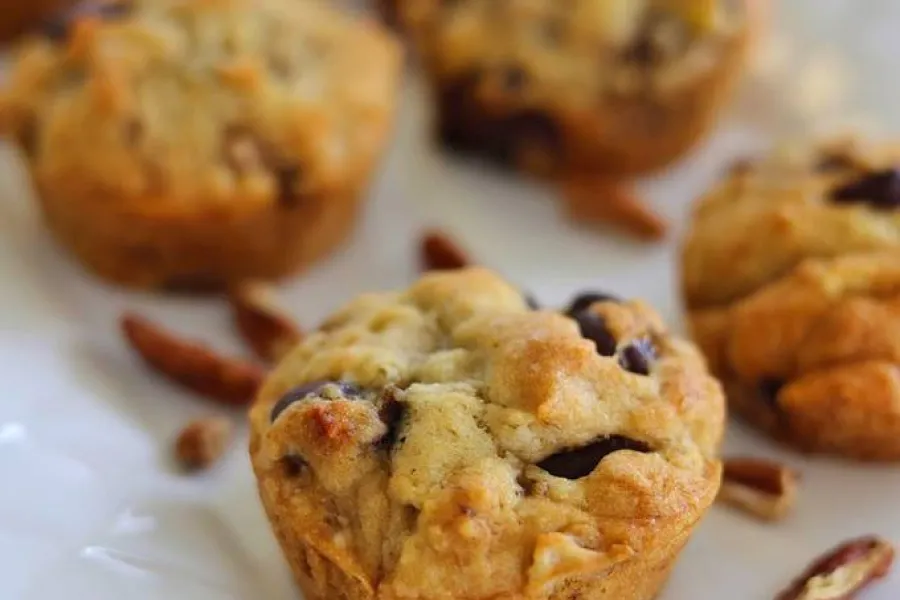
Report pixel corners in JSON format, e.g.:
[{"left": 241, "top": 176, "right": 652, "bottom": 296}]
[
  {"left": 249, "top": 268, "right": 724, "bottom": 598},
  {"left": 0, "top": 0, "right": 400, "bottom": 210},
  {"left": 683, "top": 138, "right": 900, "bottom": 310},
  {"left": 396, "top": 0, "right": 747, "bottom": 102}
]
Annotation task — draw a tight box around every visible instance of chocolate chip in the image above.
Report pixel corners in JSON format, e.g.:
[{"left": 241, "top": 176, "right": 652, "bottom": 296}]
[
  {"left": 572, "top": 310, "right": 617, "bottom": 356},
  {"left": 376, "top": 387, "right": 407, "bottom": 450},
  {"left": 565, "top": 292, "right": 621, "bottom": 317},
  {"left": 537, "top": 435, "right": 650, "bottom": 479},
  {"left": 42, "top": 2, "right": 131, "bottom": 42},
  {"left": 281, "top": 454, "right": 307, "bottom": 477},
  {"left": 618, "top": 338, "right": 656, "bottom": 376},
  {"left": 270, "top": 380, "right": 360, "bottom": 422},
  {"left": 758, "top": 378, "right": 784, "bottom": 411},
  {"left": 831, "top": 168, "right": 900, "bottom": 209},
  {"left": 276, "top": 165, "right": 303, "bottom": 208},
  {"left": 436, "top": 72, "right": 561, "bottom": 170}
]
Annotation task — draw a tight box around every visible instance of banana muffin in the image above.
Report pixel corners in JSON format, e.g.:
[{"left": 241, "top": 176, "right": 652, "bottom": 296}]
[
  {"left": 388, "top": 0, "right": 763, "bottom": 177},
  {"left": 683, "top": 139, "right": 900, "bottom": 460},
  {"left": 250, "top": 268, "right": 725, "bottom": 600},
  {"left": 0, "top": 0, "right": 401, "bottom": 290}
]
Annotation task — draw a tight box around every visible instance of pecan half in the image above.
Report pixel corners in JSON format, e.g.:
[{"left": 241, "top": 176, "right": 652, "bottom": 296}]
[
  {"left": 229, "top": 282, "right": 303, "bottom": 364},
  {"left": 776, "top": 536, "right": 895, "bottom": 600},
  {"left": 121, "top": 313, "right": 266, "bottom": 406},
  {"left": 561, "top": 176, "right": 667, "bottom": 241},
  {"left": 718, "top": 457, "right": 798, "bottom": 521},
  {"left": 421, "top": 229, "right": 471, "bottom": 271},
  {"left": 174, "top": 416, "right": 233, "bottom": 471}
]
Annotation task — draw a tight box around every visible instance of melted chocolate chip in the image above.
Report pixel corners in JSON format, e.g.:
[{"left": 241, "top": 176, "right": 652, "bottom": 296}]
[
  {"left": 572, "top": 310, "right": 617, "bottom": 356},
  {"left": 831, "top": 168, "right": 900, "bottom": 209},
  {"left": 537, "top": 435, "right": 651, "bottom": 479},
  {"left": 565, "top": 292, "right": 621, "bottom": 316},
  {"left": 618, "top": 338, "right": 656, "bottom": 376},
  {"left": 436, "top": 72, "right": 561, "bottom": 170},
  {"left": 376, "top": 387, "right": 407, "bottom": 450},
  {"left": 758, "top": 378, "right": 784, "bottom": 411},
  {"left": 43, "top": 2, "right": 131, "bottom": 42},
  {"left": 281, "top": 454, "right": 307, "bottom": 477},
  {"left": 270, "top": 380, "right": 360, "bottom": 422}
]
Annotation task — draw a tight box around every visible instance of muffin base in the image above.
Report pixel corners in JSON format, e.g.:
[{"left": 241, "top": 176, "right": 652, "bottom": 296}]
[
  {"left": 33, "top": 177, "right": 367, "bottom": 291},
  {"left": 726, "top": 377, "right": 900, "bottom": 462},
  {"left": 690, "top": 310, "right": 900, "bottom": 462},
  {"left": 252, "top": 458, "right": 703, "bottom": 600}
]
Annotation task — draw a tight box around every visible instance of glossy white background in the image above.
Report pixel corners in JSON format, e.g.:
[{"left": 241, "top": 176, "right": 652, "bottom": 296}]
[{"left": 2, "top": 1, "right": 900, "bottom": 598}]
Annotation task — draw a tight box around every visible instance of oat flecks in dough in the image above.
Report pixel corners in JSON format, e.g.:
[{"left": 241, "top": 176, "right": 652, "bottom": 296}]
[{"left": 250, "top": 267, "right": 724, "bottom": 600}]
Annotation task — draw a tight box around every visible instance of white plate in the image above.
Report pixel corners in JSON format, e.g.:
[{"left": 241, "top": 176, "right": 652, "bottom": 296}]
[{"left": 3, "top": 2, "right": 900, "bottom": 598}]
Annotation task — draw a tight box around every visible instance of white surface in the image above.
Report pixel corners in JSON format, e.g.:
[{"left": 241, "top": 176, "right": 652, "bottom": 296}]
[{"left": 3, "top": 2, "right": 900, "bottom": 598}]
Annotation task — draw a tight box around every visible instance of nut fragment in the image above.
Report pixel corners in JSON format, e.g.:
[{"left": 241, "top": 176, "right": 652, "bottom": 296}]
[
  {"left": 175, "top": 417, "right": 233, "bottom": 471},
  {"left": 229, "top": 282, "right": 303, "bottom": 364},
  {"left": 121, "top": 313, "right": 266, "bottom": 406},
  {"left": 421, "top": 229, "right": 471, "bottom": 271},
  {"left": 561, "top": 177, "right": 667, "bottom": 241},
  {"left": 717, "top": 457, "right": 798, "bottom": 521},
  {"left": 776, "top": 536, "right": 895, "bottom": 600}
]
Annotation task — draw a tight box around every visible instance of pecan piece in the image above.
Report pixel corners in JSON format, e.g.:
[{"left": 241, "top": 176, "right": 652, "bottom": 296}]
[
  {"left": 561, "top": 176, "right": 667, "bottom": 241},
  {"left": 229, "top": 282, "right": 303, "bottom": 364},
  {"left": 174, "top": 416, "right": 234, "bottom": 471},
  {"left": 121, "top": 313, "right": 266, "bottom": 406},
  {"left": 718, "top": 457, "right": 798, "bottom": 521},
  {"left": 420, "top": 229, "right": 471, "bottom": 271},
  {"left": 776, "top": 536, "right": 895, "bottom": 600}
]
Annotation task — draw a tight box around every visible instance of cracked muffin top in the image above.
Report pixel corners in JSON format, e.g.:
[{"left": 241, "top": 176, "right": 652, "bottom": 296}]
[
  {"left": 683, "top": 139, "right": 900, "bottom": 310},
  {"left": 0, "top": 0, "right": 400, "bottom": 208},
  {"left": 396, "top": 0, "right": 748, "bottom": 101},
  {"left": 249, "top": 268, "right": 724, "bottom": 598}
]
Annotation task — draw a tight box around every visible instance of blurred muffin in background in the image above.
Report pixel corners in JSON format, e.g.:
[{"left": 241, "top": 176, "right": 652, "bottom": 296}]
[
  {"left": 0, "top": 0, "right": 79, "bottom": 43},
  {"left": 389, "top": 0, "right": 765, "bottom": 177},
  {"left": 0, "top": 0, "right": 401, "bottom": 290},
  {"left": 683, "top": 138, "right": 900, "bottom": 460}
]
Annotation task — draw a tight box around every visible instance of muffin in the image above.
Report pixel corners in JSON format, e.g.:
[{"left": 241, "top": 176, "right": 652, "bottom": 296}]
[
  {"left": 0, "top": 0, "right": 80, "bottom": 43},
  {"left": 0, "top": 0, "right": 401, "bottom": 290},
  {"left": 389, "top": 0, "right": 763, "bottom": 177},
  {"left": 249, "top": 268, "right": 724, "bottom": 600},
  {"left": 683, "top": 139, "right": 900, "bottom": 460}
]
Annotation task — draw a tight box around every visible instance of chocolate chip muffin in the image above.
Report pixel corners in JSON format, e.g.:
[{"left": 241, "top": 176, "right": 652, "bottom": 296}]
[
  {"left": 390, "top": 0, "right": 763, "bottom": 177},
  {"left": 683, "top": 139, "right": 900, "bottom": 460},
  {"left": 249, "top": 268, "right": 724, "bottom": 600},
  {"left": 0, "top": 0, "right": 401, "bottom": 290}
]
